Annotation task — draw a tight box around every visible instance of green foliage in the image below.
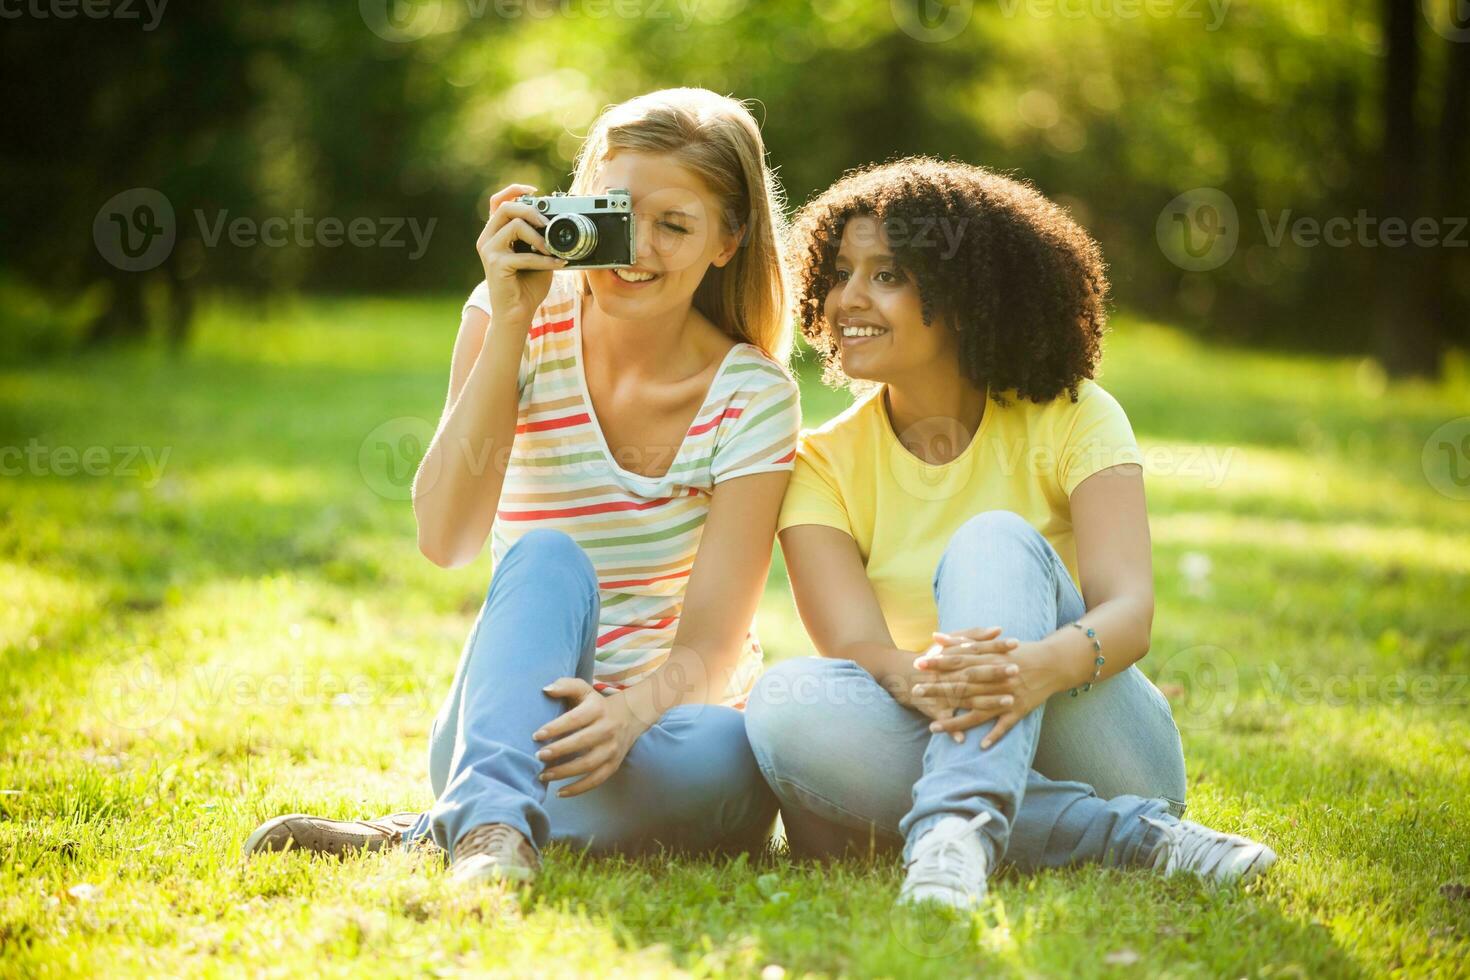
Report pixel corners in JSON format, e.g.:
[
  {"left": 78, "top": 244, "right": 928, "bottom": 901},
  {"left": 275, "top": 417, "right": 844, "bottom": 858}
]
[
  {"left": 1, "top": 298, "right": 1467, "bottom": 975},
  {"left": 3, "top": 0, "right": 1466, "bottom": 361}
]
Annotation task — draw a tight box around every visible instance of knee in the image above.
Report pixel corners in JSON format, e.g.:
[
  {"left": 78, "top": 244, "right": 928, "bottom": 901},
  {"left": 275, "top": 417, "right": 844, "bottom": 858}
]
[
  {"left": 949, "top": 510, "right": 1039, "bottom": 551},
  {"left": 495, "top": 529, "right": 597, "bottom": 598},
  {"left": 747, "top": 658, "right": 832, "bottom": 728},
  {"left": 745, "top": 658, "right": 855, "bottom": 762},
  {"left": 940, "top": 510, "right": 1048, "bottom": 575}
]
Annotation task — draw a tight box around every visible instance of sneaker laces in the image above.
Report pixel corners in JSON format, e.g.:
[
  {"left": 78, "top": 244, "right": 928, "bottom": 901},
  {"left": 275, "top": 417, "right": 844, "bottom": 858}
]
[
  {"left": 456, "top": 823, "right": 526, "bottom": 862},
  {"left": 361, "top": 812, "right": 419, "bottom": 838},
  {"left": 354, "top": 811, "right": 423, "bottom": 846},
  {"left": 904, "top": 812, "right": 992, "bottom": 893},
  {"left": 1140, "top": 814, "right": 1242, "bottom": 876}
]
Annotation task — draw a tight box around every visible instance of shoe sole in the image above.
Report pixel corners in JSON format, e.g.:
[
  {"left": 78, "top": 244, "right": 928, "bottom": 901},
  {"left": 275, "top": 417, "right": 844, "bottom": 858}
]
[
  {"left": 895, "top": 890, "right": 984, "bottom": 912},
  {"left": 449, "top": 853, "right": 537, "bottom": 886},
  {"left": 243, "top": 813, "right": 311, "bottom": 856}
]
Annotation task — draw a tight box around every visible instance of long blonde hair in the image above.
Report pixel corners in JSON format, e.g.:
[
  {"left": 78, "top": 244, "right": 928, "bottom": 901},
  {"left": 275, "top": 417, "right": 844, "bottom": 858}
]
[{"left": 570, "top": 88, "right": 793, "bottom": 365}]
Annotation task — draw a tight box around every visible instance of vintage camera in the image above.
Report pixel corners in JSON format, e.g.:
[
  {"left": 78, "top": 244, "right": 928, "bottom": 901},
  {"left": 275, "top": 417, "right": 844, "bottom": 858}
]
[{"left": 511, "top": 189, "right": 635, "bottom": 268}]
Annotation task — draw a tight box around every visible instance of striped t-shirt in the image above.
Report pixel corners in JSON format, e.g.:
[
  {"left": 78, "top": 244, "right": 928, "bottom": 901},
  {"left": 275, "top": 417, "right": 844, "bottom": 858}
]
[{"left": 467, "top": 272, "right": 801, "bottom": 705}]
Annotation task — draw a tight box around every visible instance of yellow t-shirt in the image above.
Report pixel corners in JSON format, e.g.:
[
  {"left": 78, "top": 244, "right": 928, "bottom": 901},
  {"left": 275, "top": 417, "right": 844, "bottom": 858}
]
[{"left": 777, "top": 380, "right": 1143, "bottom": 654}]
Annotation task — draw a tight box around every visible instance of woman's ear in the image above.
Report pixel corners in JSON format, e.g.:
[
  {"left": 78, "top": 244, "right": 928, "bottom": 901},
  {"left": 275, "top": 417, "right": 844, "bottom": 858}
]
[{"left": 713, "top": 223, "right": 746, "bottom": 268}]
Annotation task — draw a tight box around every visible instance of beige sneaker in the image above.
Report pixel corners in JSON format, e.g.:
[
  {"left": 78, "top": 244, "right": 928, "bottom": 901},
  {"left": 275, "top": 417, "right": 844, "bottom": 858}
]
[
  {"left": 243, "top": 811, "right": 421, "bottom": 858},
  {"left": 449, "top": 823, "right": 539, "bottom": 885}
]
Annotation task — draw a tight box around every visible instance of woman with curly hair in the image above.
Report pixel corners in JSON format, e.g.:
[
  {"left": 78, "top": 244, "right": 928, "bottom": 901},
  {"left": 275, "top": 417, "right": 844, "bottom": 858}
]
[{"left": 745, "top": 157, "right": 1276, "bottom": 909}]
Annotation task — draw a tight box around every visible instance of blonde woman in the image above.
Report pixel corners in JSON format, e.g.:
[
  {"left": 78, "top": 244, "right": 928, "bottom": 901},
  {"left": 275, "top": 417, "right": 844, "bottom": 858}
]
[{"left": 244, "top": 89, "right": 800, "bottom": 885}]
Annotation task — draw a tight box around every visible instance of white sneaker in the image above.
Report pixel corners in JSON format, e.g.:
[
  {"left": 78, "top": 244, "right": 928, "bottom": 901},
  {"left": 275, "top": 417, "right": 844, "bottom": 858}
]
[
  {"left": 897, "top": 812, "right": 993, "bottom": 910},
  {"left": 1140, "top": 814, "right": 1277, "bottom": 885}
]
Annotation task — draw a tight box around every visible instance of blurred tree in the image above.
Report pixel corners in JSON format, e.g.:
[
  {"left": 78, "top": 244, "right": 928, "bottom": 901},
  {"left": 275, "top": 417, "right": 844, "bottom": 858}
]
[
  {"left": 1377, "top": 0, "right": 1426, "bottom": 375},
  {"left": 1427, "top": 12, "right": 1470, "bottom": 374}
]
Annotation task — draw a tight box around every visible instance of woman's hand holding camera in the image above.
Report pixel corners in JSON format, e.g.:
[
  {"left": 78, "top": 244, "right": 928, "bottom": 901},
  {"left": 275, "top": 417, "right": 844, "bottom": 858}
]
[{"left": 477, "top": 183, "right": 569, "bottom": 330}]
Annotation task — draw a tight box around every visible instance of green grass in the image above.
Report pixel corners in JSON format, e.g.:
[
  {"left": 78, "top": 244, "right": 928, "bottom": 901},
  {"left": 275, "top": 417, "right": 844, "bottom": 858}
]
[{"left": 2, "top": 295, "right": 1468, "bottom": 977}]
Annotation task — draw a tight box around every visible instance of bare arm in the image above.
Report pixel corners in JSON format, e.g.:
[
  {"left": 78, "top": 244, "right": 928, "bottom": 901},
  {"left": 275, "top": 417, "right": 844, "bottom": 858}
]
[
  {"left": 412, "top": 183, "right": 565, "bottom": 568},
  {"left": 781, "top": 523, "right": 907, "bottom": 682},
  {"left": 411, "top": 304, "right": 524, "bottom": 568},
  {"left": 1045, "top": 461, "right": 1155, "bottom": 686},
  {"left": 620, "top": 469, "right": 794, "bottom": 726}
]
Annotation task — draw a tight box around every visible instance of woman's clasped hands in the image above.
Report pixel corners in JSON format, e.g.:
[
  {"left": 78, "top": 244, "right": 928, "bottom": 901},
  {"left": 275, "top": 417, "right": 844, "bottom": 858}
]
[{"left": 909, "top": 625, "right": 1062, "bottom": 749}]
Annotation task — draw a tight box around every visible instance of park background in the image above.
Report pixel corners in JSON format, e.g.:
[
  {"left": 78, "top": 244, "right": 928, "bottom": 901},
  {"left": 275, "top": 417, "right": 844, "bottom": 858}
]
[{"left": 1, "top": 0, "right": 1468, "bottom": 975}]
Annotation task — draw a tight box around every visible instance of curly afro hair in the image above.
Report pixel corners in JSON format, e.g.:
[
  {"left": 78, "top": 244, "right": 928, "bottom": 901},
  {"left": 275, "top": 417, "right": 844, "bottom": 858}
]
[{"left": 791, "top": 156, "right": 1109, "bottom": 404}]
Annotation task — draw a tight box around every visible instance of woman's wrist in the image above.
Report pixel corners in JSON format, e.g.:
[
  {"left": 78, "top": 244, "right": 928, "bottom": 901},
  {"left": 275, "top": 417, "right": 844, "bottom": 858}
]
[
  {"left": 1027, "top": 634, "right": 1080, "bottom": 699},
  {"left": 603, "top": 690, "right": 655, "bottom": 754},
  {"left": 484, "top": 314, "right": 532, "bottom": 351},
  {"left": 614, "top": 648, "right": 731, "bottom": 735},
  {"left": 837, "top": 642, "right": 923, "bottom": 704}
]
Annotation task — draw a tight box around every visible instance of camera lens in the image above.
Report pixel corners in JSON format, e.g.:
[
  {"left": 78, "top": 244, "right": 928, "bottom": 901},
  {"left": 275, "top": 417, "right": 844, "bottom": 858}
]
[{"left": 544, "top": 214, "right": 597, "bottom": 261}]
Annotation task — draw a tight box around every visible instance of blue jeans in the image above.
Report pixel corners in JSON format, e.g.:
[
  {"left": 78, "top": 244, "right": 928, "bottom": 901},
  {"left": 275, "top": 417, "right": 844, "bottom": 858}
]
[
  {"left": 402, "top": 529, "right": 777, "bottom": 859},
  {"left": 745, "top": 510, "right": 1188, "bottom": 871}
]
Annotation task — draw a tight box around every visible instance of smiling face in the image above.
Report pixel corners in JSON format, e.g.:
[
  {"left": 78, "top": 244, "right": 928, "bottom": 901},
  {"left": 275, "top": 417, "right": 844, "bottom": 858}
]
[
  {"left": 823, "top": 214, "right": 957, "bottom": 385},
  {"left": 580, "top": 150, "right": 740, "bottom": 322}
]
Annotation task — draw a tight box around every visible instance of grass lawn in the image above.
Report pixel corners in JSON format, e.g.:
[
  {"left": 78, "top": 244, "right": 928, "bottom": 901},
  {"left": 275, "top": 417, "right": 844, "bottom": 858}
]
[{"left": 2, "top": 295, "right": 1468, "bottom": 977}]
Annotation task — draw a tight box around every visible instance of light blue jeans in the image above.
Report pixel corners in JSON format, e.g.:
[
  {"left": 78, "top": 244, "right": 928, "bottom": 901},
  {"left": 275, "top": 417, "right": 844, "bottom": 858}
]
[
  {"left": 745, "top": 510, "right": 1188, "bottom": 871},
  {"left": 402, "top": 528, "right": 777, "bottom": 860}
]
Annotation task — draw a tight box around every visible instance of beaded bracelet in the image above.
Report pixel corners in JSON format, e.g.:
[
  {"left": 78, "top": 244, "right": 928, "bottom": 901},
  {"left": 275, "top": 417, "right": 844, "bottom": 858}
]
[{"left": 1067, "top": 622, "right": 1105, "bottom": 696}]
